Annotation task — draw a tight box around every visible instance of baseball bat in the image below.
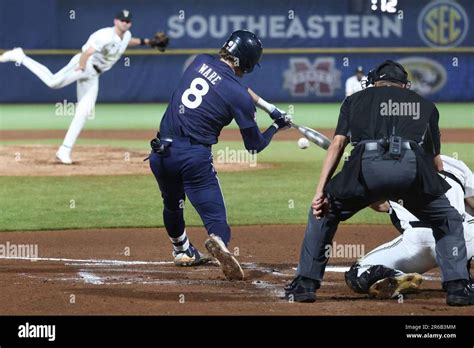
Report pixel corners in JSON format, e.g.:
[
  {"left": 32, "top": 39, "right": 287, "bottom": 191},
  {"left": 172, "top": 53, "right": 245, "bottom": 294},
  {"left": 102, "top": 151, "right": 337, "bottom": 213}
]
[{"left": 289, "top": 121, "right": 331, "bottom": 150}]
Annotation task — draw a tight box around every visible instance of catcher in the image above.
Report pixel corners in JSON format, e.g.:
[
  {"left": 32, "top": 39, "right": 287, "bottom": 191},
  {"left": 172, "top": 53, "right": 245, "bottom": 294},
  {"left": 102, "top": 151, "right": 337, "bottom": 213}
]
[
  {"left": 0, "top": 9, "right": 169, "bottom": 164},
  {"left": 345, "top": 155, "right": 474, "bottom": 300}
]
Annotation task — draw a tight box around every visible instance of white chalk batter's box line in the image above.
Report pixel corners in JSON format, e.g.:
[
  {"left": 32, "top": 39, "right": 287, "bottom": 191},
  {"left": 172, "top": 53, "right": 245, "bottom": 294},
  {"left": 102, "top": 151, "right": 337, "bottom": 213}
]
[
  {"left": 0, "top": 256, "right": 442, "bottom": 288},
  {"left": 0, "top": 256, "right": 293, "bottom": 290}
]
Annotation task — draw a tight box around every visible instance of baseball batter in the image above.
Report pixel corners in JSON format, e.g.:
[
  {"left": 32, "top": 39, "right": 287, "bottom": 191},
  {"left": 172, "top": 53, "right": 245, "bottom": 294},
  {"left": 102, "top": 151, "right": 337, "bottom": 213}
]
[
  {"left": 345, "top": 155, "right": 474, "bottom": 299},
  {"left": 147, "top": 30, "right": 291, "bottom": 281},
  {"left": 0, "top": 9, "right": 169, "bottom": 164}
]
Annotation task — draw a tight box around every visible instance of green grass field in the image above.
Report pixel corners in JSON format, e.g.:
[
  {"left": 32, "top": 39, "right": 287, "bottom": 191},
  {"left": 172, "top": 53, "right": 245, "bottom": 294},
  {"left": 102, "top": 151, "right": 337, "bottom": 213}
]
[
  {"left": 1, "top": 103, "right": 473, "bottom": 130},
  {"left": 0, "top": 103, "right": 473, "bottom": 231}
]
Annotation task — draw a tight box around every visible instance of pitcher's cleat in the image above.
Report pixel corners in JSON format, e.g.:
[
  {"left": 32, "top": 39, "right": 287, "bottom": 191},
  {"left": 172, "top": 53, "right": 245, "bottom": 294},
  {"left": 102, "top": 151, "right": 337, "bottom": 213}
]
[
  {"left": 0, "top": 47, "right": 26, "bottom": 63},
  {"left": 173, "top": 245, "right": 213, "bottom": 267},
  {"left": 369, "top": 273, "right": 423, "bottom": 299},
  {"left": 55, "top": 145, "right": 73, "bottom": 165},
  {"left": 205, "top": 234, "right": 244, "bottom": 281}
]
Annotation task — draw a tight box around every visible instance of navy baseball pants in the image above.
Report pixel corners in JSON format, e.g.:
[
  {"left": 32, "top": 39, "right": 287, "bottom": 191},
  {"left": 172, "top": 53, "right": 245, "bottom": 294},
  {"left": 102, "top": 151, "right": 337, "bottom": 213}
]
[{"left": 149, "top": 136, "right": 231, "bottom": 245}]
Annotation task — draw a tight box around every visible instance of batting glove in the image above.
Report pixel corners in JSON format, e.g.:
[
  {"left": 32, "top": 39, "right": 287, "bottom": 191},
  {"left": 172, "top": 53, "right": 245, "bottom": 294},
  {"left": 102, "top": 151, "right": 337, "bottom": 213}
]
[
  {"left": 270, "top": 107, "right": 287, "bottom": 120},
  {"left": 273, "top": 114, "right": 293, "bottom": 130}
]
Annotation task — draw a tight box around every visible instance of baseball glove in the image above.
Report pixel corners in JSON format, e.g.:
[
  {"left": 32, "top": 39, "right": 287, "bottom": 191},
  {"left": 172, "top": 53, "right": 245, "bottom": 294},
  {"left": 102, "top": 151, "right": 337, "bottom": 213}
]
[{"left": 149, "top": 32, "right": 169, "bottom": 52}]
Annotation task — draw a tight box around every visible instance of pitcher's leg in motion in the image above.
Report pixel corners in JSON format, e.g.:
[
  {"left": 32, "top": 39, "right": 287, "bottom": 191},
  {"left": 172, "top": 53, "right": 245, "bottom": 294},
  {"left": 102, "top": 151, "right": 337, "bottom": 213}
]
[
  {"left": 0, "top": 49, "right": 94, "bottom": 164},
  {"left": 0, "top": 49, "right": 84, "bottom": 89},
  {"left": 56, "top": 75, "right": 99, "bottom": 164}
]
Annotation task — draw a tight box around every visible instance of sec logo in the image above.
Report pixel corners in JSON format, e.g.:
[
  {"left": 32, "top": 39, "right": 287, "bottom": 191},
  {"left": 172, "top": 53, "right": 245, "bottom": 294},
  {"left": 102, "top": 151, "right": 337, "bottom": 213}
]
[{"left": 417, "top": 0, "right": 469, "bottom": 48}]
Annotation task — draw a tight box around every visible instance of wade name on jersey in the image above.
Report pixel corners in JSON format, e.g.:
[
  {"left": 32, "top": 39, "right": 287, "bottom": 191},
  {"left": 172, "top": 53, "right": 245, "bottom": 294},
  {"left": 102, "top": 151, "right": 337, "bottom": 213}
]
[{"left": 197, "top": 63, "right": 223, "bottom": 86}]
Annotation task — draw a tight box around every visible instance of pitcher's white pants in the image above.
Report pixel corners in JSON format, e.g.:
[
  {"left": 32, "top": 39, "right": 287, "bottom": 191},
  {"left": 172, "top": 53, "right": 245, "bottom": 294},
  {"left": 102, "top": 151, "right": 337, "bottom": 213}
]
[{"left": 22, "top": 54, "right": 99, "bottom": 151}]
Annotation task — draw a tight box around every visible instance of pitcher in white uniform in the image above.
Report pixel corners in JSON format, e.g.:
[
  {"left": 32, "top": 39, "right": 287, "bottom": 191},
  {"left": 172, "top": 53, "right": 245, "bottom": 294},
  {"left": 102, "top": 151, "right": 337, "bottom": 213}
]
[
  {"left": 345, "top": 66, "right": 366, "bottom": 97},
  {"left": 345, "top": 155, "right": 474, "bottom": 299},
  {"left": 0, "top": 10, "right": 163, "bottom": 164}
]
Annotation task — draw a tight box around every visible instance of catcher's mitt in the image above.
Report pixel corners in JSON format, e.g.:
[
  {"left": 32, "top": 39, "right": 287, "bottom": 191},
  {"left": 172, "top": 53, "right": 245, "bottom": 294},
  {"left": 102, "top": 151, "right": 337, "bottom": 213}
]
[{"left": 149, "top": 32, "right": 169, "bottom": 52}]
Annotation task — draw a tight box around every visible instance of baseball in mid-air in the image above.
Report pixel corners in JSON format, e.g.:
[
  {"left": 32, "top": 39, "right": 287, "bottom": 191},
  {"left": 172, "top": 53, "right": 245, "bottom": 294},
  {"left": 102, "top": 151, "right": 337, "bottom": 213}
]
[{"left": 297, "top": 137, "right": 310, "bottom": 149}]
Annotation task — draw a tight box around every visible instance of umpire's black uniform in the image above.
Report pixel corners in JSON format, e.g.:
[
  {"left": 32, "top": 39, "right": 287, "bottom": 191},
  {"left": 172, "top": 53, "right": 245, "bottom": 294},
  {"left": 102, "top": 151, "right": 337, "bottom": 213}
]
[{"left": 285, "top": 61, "right": 472, "bottom": 305}]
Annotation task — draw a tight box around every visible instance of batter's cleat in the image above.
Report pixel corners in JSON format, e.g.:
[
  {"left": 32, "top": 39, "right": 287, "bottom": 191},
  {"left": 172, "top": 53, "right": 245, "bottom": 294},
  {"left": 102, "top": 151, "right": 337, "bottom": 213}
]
[
  {"left": 446, "top": 279, "right": 474, "bottom": 306},
  {"left": 56, "top": 145, "right": 72, "bottom": 165},
  {"left": 368, "top": 273, "right": 423, "bottom": 299},
  {"left": 0, "top": 47, "right": 26, "bottom": 63},
  {"left": 204, "top": 234, "right": 244, "bottom": 281},
  {"left": 284, "top": 275, "right": 319, "bottom": 303},
  {"left": 172, "top": 245, "right": 213, "bottom": 267}
]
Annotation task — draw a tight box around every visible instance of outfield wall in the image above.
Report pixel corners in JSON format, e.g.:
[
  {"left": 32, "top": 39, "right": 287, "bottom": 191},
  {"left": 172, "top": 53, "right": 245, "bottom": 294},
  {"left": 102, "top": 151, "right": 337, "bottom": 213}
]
[{"left": 0, "top": 0, "right": 472, "bottom": 103}]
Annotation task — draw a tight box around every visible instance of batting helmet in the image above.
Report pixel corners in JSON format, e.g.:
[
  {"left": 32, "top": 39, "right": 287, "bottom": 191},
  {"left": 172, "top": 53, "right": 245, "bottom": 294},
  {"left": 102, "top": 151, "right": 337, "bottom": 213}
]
[
  {"left": 222, "top": 30, "right": 263, "bottom": 74},
  {"left": 367, "top": 60, "right": 409, "bottom": 86}
]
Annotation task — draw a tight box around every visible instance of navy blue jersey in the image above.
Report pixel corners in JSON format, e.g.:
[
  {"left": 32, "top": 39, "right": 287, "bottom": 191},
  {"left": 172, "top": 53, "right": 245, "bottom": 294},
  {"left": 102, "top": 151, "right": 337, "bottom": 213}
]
[{"left": 159, "top": 54, "right": 257, "bottom": 145}]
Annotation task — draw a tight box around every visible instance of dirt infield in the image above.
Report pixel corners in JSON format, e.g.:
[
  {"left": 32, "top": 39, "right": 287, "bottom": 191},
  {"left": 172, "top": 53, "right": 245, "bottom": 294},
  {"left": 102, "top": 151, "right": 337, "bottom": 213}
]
[
  {"left": 0, "top": 145, "right": 274, "bottom": 176},
  {"left": 1, "top": 128, "right": 472, "bottom": 142},
  {"left": 0, "top": 224, "right": 471, "bottom": 315}
]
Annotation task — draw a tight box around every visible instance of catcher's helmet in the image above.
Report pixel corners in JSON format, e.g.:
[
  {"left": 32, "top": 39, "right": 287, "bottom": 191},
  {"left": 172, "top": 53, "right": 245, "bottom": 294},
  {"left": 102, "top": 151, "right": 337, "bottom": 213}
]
[
  {"left": 222, "top": 30, "right": 263, "bottom": 74},
  {"left": 367, "top": 60, "right": 409, "bottom": 86}
]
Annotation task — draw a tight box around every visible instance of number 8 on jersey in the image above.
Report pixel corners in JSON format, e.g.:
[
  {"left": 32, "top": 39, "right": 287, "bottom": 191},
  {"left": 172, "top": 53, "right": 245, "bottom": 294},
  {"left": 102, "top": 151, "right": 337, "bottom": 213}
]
[{"left": 181, "top": 77, "right": 210, "bottom": 109}]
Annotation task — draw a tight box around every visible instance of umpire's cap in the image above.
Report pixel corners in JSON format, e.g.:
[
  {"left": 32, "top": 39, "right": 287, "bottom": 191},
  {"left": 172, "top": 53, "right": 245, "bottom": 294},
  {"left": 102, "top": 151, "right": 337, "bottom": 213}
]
[
  {"left": 222, "top": 30, "right": 263, "bottom": 74},
  {"left": 368, "top": 60, "right": 409, "bottom": 85}
]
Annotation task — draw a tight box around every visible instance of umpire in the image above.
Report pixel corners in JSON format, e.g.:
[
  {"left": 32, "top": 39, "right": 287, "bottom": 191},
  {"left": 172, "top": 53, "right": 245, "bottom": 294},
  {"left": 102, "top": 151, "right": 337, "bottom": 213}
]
[{"left": 285, "top": 60, "right": 473, "bottom": 306}]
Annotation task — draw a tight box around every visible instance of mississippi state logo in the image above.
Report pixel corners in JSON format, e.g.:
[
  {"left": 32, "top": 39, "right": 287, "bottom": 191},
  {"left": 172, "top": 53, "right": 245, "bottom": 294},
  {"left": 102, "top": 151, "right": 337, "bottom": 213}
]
[
  {"left": 283, "top": 57, "right": 341, "bottom": 97},
  {"left": 418, "top": 0, "right": 469, "bottom": 48}
]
